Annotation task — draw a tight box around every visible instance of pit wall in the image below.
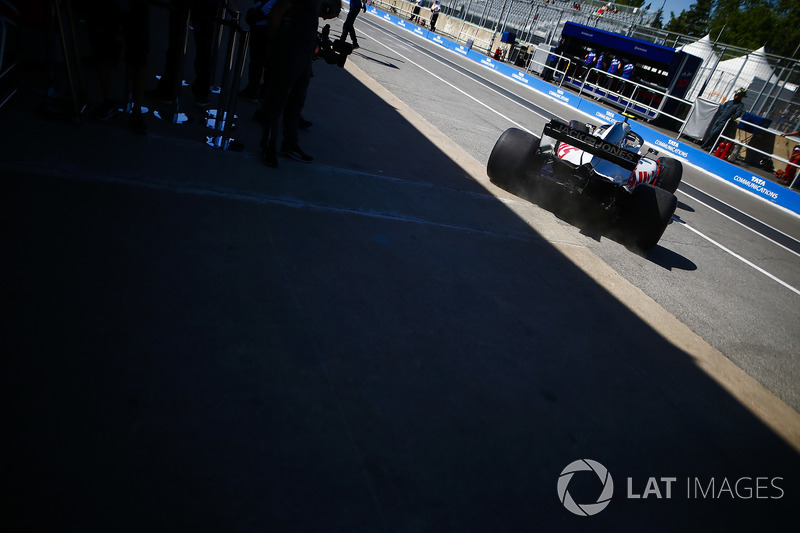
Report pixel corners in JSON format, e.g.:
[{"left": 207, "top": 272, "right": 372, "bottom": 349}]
[{"left": 363, "top": 4, "right": 800, "bottom": 216}]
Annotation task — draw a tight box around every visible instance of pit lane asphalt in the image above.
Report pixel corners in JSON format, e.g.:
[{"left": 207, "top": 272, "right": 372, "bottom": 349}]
[
  {"left": 348, "top": 11, "right": 800, "bottom": 414},
  {"left": 4, "top": 8, "right": 800, "bottom": 531}
]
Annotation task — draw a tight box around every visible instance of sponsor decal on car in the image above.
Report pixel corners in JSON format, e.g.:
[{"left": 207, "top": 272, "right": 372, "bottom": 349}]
[{"left": 544, "top": 120, "right": 641, "bottom": 171}]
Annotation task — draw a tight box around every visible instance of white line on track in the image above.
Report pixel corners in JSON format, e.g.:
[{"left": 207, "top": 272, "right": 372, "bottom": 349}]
[
  {"left": 363, "top": 23, "right": 541, "bottom": 132},
  {"left": 361, "top": 18, "right": 800, "bottom": 296},
  {"left": 675, "top": 218, "right": 800, "bottom": 297},
  {"left": 677, "top": 187, "right": 800, "bottom": 260}
]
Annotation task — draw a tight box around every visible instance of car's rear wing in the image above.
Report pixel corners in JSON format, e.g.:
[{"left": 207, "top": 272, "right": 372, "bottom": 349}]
[{"left": 543, "top": 119, "right": 641, "bottom": 172}]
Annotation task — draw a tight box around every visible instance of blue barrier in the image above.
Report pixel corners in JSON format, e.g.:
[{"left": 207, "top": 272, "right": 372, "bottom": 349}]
[{"left": 362, "top": 4, "right": 800, "bottom": 215}]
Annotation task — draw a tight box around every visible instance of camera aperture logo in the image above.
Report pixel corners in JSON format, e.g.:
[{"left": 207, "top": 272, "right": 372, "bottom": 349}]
[
  {"left": 557, "top": 459, "right": 614, "bottom": 516},
  {"left": 557, "top": 459, "right": 784, "bottom": 517}
]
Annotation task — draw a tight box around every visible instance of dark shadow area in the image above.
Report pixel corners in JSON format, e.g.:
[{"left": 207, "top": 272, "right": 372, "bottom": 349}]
[
  {"left": 352, "top": 46, "right": 405, "bottom": 66},
  {"left": 355, "top": 52, "right": 401, "bottom": 69},
  {"left": 644, "top": 241, "right": 699, "bottom": 271},
  {"left": 2, "top": 7, "right": 799, "bottom": 533},
  {"left": 677, "top": 199, "right": 696, "bottom": 213},
  {"left": 500, "top": 176, "right": 698, "bottom": 271}
]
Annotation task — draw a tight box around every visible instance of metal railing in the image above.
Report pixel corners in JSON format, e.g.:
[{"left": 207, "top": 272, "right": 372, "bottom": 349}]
[
  {"left": 560, "top": 66, "right": 694, "bottom": 129},
  {"left": 524, "top": 49, "right": 572, "bottom": 89},
  {"left": 709, "top": 117, "right": 800, "bottom": 189},
  {"left": 41, "top": 0, "right": 250, "bottom": 150}
]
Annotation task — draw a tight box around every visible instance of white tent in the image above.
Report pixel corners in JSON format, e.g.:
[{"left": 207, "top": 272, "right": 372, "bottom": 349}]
[
  {"left": 698, "top": 46, "right": 778, "bottom": 103},
  {"left": 678, "top": 34, "right": 718, "bottom": 67},
  {"left": 679, "top": 35, "right": 721, "bottom": 101}
]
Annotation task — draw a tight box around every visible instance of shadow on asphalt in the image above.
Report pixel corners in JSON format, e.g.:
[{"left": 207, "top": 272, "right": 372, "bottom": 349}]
[
  {"left": 2, "top": 7, "right": 796, "bottom": 532},
  {"left": 497, "top": 177, "right": 698, "bottom": 271}
]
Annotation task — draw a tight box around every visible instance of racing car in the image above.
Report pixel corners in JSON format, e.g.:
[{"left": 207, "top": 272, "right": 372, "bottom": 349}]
[{"left": 487, "top": 118, "right": 682, "bottom": 250}]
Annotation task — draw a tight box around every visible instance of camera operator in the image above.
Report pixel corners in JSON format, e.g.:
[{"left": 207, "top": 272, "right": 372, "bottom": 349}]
[{"left": 258, "top": 0, "right": 338, "bottom": 167}]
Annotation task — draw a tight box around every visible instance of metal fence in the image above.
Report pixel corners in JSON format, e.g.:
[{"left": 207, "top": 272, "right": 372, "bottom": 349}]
[{"left": 371, "top": 0, "right": 800, "bottom": 135}]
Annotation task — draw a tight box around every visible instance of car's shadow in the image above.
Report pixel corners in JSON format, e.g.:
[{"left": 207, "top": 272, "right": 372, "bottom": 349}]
[{"left": 498, "top": 176, "right": 698, "bottom": 271}]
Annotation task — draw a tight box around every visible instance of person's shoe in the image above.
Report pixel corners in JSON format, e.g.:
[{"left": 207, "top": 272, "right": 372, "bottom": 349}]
[
  {"left": 298, "top": 116, "right": 313, "bottom": 130},
  {"left": 261, "top": 147, "right": 278, "bottom": 168},
  {"left": 127, "top": 111, "right": 147, "bottom": 135},
  {"left": 91, "top": 100, "right": 122, "bottom": 121},
  {"left": 279, "top": 144, "right": 313, "bottom": 163},
  {"left": 352, "top": 42, "right": 360, "bottom": 50}
]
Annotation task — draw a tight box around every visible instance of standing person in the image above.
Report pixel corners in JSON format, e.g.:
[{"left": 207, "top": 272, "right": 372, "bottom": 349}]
[
  {"left": 590, "top": 50, "right": 607, "bottom": 84},
  {"left": 542, "top": 37, "right": 564, "bottom": 83},
  {"left": 152, "top": 0, "right": 217, "bottom": 108},
  {"left": 606, "top": 55, "right": 621, "bottom": 89},
  {"left": 777, "top": 131, "right": 800, "bottom": 186},
  {"left": 702, "top": 88, "right": 747, "bottom": 151},
  {"left": 259, "top": 0, "right": 334, "bottom": 167},
  {"left": 582, "top": 48, "right": 596, "bottom": 78},
  {"left": 429, "top": 0, "right": 440, "bottom": 32},
  {"left": 620, "top": 60, "right": 634, "bottom": 94},
  {"left": 240, "top": 0, "right": 278, "bottom": 101},
  {"left": 80, "top": 0, "right": 150, "bottom": 134},
  {"left": 339, "top": 0, "right": 365, "bottom": 49},
  {"left": 409, "top": 0, "right": 422, "bottom": 23}
]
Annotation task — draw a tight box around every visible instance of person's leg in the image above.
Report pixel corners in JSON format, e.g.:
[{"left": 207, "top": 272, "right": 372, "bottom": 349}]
[
  {"left": 259, "top": 48, "right": 294, "bottom": 166},
  {"left": 341, "top": 8, "right": 359, "bottom": 44},
  {"left": 702, "top": 124, "right": 722, "bottom": 150},
  {"left": 84, "top": 0, "right": 123, "bottom": 117},
  {"left": 156, "top": 0, "right": 190, "bottom": 99},
  {"left": 123, "top": 0, "right": 151, "bottom": 133},
  {"left": 190, "top": 1, "right": 215, "bottom": 105},
  {"left": 241, "top": 27, "right": 266, "bottom": 98},
  {"left": 280, "top": 63, "right": 312, "bottom": 161}
]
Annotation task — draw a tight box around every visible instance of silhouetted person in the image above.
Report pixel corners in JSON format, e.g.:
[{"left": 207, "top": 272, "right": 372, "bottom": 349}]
[
  {"left": 409, "top": 0, "right": 422, "bottom": 23},
  {"left": 79, "top": 0, "right": 150, "bottom": 134},
  {"left": 240, "top": 0, "right": 278, "bottom": 101},
  {"left": 259, "top": 0, "right": 330, "bottom": 166},
  {"left": 339, "top": 0, "right": 364, "bottom": 49},
  {"left": 542, "top": 37, "right": 564, "bottom": 83},
  {"left": 153, "top": 0, "right": 218, "bottom": 107}
]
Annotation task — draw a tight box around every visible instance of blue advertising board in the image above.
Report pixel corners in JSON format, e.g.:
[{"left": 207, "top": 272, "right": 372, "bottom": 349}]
[
  {"left": 359, "top": 3, "right": 800, "bottom": 215},
  {"left": 562, "top": 21, "right": 675, "bottom": 66}
]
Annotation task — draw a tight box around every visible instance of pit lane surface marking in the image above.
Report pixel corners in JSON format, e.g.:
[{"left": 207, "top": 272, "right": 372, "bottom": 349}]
[
  {"left": 677, "top": 187, "right": 800, "bottom": 260},
  {"left": 356, "top": 16, "right": 800, "bottom": 294},
  {"left": 359, "top": 21, "right": 552, "bottom": 132},
  {"left": 674, "top": 217, "right": 800, "bottom": 296}
]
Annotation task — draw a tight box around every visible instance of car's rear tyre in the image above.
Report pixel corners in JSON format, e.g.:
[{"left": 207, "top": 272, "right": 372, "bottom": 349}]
[
  {"left": 487, "top": 128, "right": 542, "bottom": 187},
  {"left": 656, "top": 156, "right": 682, "bottom": 194},
  {"left": 622, "top": 184, "right": 677, "bottom": 250}
]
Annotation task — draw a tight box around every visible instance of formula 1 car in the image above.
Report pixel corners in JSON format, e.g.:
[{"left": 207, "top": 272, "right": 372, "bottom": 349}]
[{"left": 487, "top": 118, "right": 682, "bottom": 250}]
